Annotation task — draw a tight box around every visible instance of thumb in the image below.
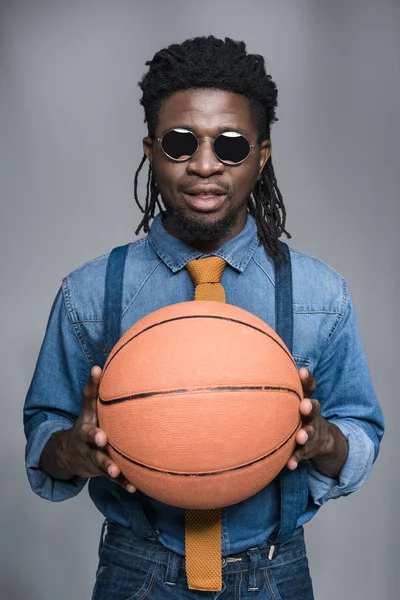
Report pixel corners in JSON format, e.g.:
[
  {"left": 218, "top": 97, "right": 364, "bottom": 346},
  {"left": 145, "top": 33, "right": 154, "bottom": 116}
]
[{"left": 81, "top": 366, "right": 102, "bottom": 422}]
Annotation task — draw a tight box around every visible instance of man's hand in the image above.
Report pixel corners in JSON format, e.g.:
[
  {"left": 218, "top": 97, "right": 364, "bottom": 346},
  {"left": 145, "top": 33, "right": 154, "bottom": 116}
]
[
  {"left": 39, "top": 366, "right": 136, "bottom": 493},
  {"left": 286, "top": 368, "right": 349, "bottom": 479}
]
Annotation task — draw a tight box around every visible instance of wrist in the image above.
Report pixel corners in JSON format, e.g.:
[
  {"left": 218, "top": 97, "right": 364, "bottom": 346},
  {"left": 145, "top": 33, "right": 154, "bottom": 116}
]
[
  {"left": 40, "top": 429, "right": 77, "bottom": 480},
  {"left": 56, "top": 430, "right": 77, "bottom": 478},
  {"left": 311, "top": 422, "right": 348, "bottom": 479},
  {"left": 322, "top": 422, "right": 337, "bottom": 455}
]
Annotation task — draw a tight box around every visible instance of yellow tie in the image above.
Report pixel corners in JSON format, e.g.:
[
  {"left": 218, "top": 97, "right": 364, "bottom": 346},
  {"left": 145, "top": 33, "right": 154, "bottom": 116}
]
[{"left": 184, "top": 256, "right": 226, "bottom": 592}]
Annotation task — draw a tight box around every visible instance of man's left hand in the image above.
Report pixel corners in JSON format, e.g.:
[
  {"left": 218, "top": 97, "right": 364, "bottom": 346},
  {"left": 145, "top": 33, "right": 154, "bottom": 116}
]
[{"left": 286, "top": 368, "right": 349, "bottom": 479}]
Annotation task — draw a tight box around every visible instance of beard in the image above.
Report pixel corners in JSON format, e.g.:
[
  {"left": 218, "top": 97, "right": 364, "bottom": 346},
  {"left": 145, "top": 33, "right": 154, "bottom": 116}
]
[{"left": 161, "top": 192, "right": 245, "bottom": 244}]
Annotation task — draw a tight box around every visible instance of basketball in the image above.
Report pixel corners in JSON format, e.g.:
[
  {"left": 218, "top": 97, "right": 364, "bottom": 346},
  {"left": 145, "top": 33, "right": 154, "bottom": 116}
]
[{"left": 98, "top": 301, "right": 302, "bottom": 510}]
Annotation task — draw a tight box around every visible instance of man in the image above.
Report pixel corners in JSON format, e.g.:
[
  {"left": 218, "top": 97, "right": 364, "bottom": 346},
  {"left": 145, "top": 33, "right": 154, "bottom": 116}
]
[{"left": 24, "top": 36, "right": 384, "bottom": 599}]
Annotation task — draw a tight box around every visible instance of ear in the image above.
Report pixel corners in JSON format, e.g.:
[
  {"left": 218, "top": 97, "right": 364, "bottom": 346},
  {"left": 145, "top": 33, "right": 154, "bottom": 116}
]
[
  {"left": 143, "top": 136, "right": 153, "bottom": 163},
  {"left": 257, "top": 140, "right": 271, "bottom": 180}
]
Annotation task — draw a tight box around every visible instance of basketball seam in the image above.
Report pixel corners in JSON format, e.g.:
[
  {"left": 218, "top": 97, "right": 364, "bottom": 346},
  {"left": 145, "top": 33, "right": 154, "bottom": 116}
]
[
  {"left": 106, "top": 417, "right": 301, "bottom": 477},
  {"left": 101, "top": 314, "right": 296, "bottom": 381},
  {"left": 98, "top": 385, "right": 302, "bottom": 405}
]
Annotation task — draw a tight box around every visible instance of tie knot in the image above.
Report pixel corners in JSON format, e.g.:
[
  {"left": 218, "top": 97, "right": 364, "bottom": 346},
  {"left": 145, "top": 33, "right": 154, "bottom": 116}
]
[{"left": 186, "top": 256, "right": 226, "bottom": 285}]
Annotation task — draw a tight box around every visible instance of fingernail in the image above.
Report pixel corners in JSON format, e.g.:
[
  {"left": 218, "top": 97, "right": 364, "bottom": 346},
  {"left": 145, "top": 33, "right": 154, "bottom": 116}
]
[
  {"left": 95, "top": 433, "right": 101, "bottom": 446},
  {"left": 126, "top": 485, "right": 136, "bottom": 493},
  {"left": 108, "top": 466, "right": 114, "bottom": 477}
]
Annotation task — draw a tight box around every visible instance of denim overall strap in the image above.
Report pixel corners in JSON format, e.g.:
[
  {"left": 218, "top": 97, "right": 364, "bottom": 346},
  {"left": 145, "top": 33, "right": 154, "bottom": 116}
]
[
  {"left": 103, "top": 244, "right": 129, "bottom": 355},
  {"left": 101, "top": 243, "right": 160, "bottom": 539},
  {"left": 271, "top": 242, "right": 308, "bottom": 545},
  {"left": 275, "top": 242, "right": 293, "bottom": 354}
]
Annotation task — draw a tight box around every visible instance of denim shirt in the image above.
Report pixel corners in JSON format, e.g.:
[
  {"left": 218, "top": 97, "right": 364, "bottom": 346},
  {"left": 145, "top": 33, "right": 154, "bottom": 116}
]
[{"left": 24, "top": 214, "right": 384, "bottom": 556}]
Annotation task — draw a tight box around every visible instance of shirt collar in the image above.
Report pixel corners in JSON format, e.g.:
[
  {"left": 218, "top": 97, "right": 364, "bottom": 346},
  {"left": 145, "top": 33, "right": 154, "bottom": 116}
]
[{"left": 148, "top": 213, "right": 260, "bottom": 273}]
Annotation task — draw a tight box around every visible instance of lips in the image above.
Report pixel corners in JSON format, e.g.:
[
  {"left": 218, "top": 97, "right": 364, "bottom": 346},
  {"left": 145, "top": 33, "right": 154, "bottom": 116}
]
[
  {"left": 182, "top": 186, "right": 228, "bottom": 212},
  {"left": 184, "top": 185, "right": 227, "bottom": 196}
]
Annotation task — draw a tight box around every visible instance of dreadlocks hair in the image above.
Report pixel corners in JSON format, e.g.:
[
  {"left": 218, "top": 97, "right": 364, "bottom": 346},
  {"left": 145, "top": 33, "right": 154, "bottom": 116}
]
[{"left": 134, "top": 35, "right": 290, "bottom": 261}]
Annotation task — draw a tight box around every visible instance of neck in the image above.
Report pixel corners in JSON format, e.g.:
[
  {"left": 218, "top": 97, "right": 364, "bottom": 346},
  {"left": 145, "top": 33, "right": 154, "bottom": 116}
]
[
  {"left": 185, "top": 239, "right": 226, "bottom": 254},
  {"left": 162, "top": 211, "right": 248, "bottom": 254}
]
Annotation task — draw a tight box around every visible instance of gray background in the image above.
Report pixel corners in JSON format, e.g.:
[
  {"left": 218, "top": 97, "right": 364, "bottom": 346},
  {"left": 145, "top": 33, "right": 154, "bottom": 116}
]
[{"left": 1, "top": 0, "right": 399, "bottom": 598}]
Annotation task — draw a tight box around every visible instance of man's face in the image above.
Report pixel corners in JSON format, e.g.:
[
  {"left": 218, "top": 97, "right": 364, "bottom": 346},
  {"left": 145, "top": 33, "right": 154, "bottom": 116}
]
[{"left": 143, "top": 89, "right": 271, "bottom": 251}]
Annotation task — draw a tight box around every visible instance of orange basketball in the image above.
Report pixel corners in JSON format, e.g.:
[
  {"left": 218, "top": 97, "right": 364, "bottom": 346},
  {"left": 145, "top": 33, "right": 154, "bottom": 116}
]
[{"left": 98, "top": 301, "right": 302, "bottom": 510}]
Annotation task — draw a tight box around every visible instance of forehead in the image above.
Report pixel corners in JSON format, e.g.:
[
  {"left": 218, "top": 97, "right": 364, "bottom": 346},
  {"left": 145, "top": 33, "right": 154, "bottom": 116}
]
[{"left": 156, "top": 89, "right": 257, "bottom": 136}]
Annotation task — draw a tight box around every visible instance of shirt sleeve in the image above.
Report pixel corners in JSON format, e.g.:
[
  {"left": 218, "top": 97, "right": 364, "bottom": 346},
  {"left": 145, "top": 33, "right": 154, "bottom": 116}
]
[
  {"left": 23, "top": 287, "right": 92, "bottom": 502},
  {"left": 306, "top": 284, "right": 384, "bottom": 505}
]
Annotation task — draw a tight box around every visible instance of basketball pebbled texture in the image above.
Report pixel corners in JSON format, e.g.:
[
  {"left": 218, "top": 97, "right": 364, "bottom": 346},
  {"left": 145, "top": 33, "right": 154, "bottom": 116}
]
[{"left": 98, "top": 301, "right": 303, "bottom": 509}]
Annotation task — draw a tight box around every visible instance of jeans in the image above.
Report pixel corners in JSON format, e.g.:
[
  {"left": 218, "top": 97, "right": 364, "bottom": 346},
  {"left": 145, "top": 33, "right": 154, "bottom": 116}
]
[{"left": 92, "top": 520, "right": 314, "bottom": 600}]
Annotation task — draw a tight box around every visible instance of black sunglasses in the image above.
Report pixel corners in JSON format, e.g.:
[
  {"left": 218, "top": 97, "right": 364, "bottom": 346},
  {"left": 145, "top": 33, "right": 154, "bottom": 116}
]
[{"left": 156, "top": 128, "right": 256, "bottom": 165}]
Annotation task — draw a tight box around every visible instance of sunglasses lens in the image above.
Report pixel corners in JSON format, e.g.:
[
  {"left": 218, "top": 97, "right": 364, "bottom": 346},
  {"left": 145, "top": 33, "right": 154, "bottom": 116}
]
[
  {"left": 214, "top": 132, "right": 251, "bottom": 164},
  {"left": 161, "top": 129, "right": 198, "bottom": 160}
]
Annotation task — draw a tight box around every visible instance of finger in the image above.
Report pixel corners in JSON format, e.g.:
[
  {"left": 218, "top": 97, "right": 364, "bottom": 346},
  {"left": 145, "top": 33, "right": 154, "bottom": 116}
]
[
  {"left": 299, "top": 368, "right": 316, "bottom": 398},
  {"left": 295, "top": 428, "right": 309, "bottom": 445},
  {"left": 90, "top": 448, "right": 121, "bottom": 478},
  {"left": 296, "top": 423, "right": 316, "bottom": 444},
  {"left": 292, "top": 428, "right": 321, "bottom": 462},
  {"left": 74, "top": 450, "right": 107, "bottom": 478},
  {"left": 93, "top": 428, "right": 108, "bottom": 447},
  {"left": 109, "top": 473, "right": 137, "bottom": 494},
  {"left": 299, "top": 398, "right": 313, "bottom": 417},
  {"left": 288, "top": 425, "right": 316, "bottom": 468},
  {"left": 303, "top": 424, "right": 315, "bottom": 442},
  {"left": 88, "top": 445, "right": 136, "bottom": 493},
  {"left": 287, "top": 455, "right": 299, "bottom": 470},
  {"left": 292, "top": 444, "right": 315, "bottom": 464},
  {"left": 79, "top": 423, "right": 108, "bottom": 447},
  {"left": 287, "top": 445, "right": 309, "bottom": 470},
  {"left": 81, "top": 366, "right": 102, "bottom": 420},
  {"left": 299, "top": 398, "right": 321, "bottom": 423}
]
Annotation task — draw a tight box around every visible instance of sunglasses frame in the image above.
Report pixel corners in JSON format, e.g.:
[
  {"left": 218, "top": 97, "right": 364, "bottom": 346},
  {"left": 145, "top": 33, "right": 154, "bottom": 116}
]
[{"left": 156, "top": 128, "right": 256, "bottom": 165}]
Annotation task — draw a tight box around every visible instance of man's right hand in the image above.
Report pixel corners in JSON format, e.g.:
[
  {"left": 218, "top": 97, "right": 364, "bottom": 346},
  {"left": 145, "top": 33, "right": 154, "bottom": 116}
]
[{"left": 39, "top": 366, "right": 136, "bottom": 493}]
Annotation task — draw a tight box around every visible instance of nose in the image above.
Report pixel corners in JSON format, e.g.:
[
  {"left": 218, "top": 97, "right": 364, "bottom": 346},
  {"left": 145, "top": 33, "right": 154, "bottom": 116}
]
[{"left": 186, "top": 138, "right": 224, "bottom": 178}]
